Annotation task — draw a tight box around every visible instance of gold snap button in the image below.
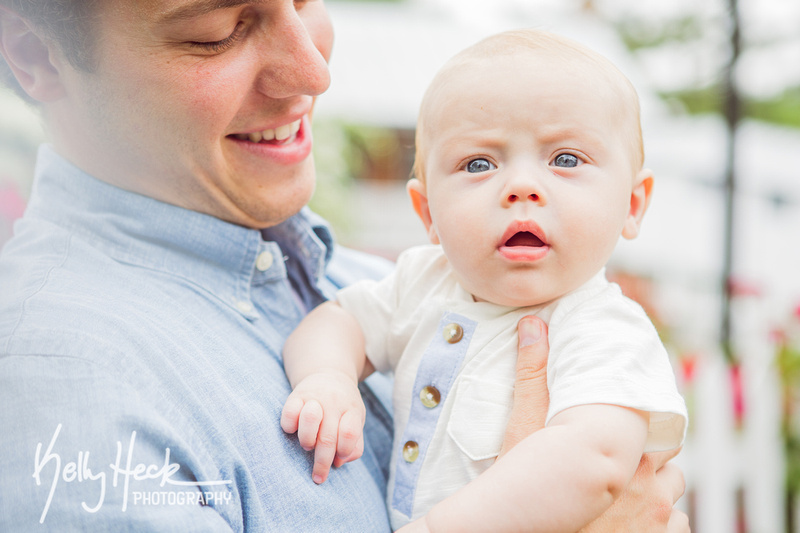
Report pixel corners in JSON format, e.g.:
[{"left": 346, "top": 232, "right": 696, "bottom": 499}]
[
  {"left": 402, "top": 441, "right": 420, "bottom": 463},
  {"left": 419, "top": 386, "right": 441, "bottom": 408},
  {"left": 442, "top": 323, "right": 464, "bottom": 344}
]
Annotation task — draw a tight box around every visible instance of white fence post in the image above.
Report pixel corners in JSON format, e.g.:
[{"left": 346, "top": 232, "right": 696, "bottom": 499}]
[
  {"left": 689, "top": 349, "right": 740, "bottom": 533},
  {"left": 683, "top": 293, "right": 787, "bottom": 532},
  {"left": 737, "top": 295, "right": 785, "bottom": 533}
]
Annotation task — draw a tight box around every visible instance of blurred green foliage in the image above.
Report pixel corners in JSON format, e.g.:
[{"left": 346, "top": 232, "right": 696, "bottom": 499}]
[
  {"left": 746, "top": 88, "right": 800, "bottom": 127},
  {"left": 662, "top": 86, "right": 800, "bottom": 127},
  {"left": 308, "top": 119, "right": 357, "bottom": 238},
  {"left": 614, "top": 14, "right": 800, "bottom": 128},
  {"left": 616, "top": 16, "right": 705, "bottom": 51},
  {"left": 777, "top": 339, "right": 800, "bottom": 497}
]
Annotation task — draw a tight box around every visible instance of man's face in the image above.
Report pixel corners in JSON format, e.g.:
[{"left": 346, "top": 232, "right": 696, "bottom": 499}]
[{"left": 50, "top": 0, "right": 334, "bottom": 228}]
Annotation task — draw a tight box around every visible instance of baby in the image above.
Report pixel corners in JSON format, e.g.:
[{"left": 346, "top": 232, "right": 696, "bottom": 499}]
[{"left": 281, "top": 29, "right": 687, "bottom": 532}]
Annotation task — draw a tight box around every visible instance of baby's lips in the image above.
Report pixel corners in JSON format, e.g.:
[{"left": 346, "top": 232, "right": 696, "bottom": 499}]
[{"left": 499, "top": 219, "right": 547, "bottom": 248}]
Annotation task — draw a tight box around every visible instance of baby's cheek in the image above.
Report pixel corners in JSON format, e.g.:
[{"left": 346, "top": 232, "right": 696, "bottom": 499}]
[{"left": 446, "top": 252, "right": 486, "bottom": 296}]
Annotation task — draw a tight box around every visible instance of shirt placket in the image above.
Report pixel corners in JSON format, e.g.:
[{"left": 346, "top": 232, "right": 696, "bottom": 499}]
[{"left": 391, "top": 312, "right": 477, "bottom": 519}]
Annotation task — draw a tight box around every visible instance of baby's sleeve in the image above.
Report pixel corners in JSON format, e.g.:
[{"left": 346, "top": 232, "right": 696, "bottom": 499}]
[
  {"left": 546, "top": 286, "right": 688, "bottom": 452},
  {"left": 336, "top": 277, "right": 396, "bottom": 374},
  {"left": 336, "top": 248, "right": 418, "bottom": 374}
]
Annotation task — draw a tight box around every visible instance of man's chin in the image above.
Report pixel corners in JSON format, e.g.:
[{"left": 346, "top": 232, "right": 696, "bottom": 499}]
[{"left": 240, "top": 191, "right": 316, "bottom": 230}]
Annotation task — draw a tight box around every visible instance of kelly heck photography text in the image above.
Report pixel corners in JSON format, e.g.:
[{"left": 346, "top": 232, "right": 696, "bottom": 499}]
[{"left": 32, "top": 424, "right": 233, "bottom": 524}]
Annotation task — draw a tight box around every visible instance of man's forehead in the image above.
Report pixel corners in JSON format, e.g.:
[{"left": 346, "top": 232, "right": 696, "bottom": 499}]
[{"left": 134, "top": 0, "right": 265, "bottom": 23}]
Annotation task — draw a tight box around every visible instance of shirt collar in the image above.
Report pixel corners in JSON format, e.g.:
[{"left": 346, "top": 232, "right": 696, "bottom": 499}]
[{"left": 26, "top": 145, "right": 336, "bottom": 317}]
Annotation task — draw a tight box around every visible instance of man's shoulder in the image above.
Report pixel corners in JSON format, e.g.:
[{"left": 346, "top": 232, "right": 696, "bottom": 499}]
[{"left": 1, "top": 222, "right": 180, "bottom": 359}]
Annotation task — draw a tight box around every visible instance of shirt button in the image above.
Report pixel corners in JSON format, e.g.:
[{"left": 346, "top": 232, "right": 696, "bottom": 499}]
[
  {"left": 442, "top": 323, "right": 464, "bottom": 344},
  {"left": 402, "top": 441, "right": 420, "bottom": 463},
  {"left": 256, "top": 251, "right": 274, "bottom": 271},
  {"left": 419, "top": 386, "right": 441, "bottom": 408},
  {"left": 235, "top": 301, "right": 253, "bottom": 314}
]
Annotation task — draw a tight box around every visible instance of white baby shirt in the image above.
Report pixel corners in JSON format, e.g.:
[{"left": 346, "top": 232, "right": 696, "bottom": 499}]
[{"left": 336, "top": 245, "right": 687, "bottom": 529}]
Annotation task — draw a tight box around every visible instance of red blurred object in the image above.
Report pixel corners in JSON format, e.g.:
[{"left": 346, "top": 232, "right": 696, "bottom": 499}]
[
  {"left": 0, "top": 185, "right": 26, "bottom": 221},
  {"left": 726, "top": 276, "right": 762, "bottom": 298},
  {"left": 680, "top": 353, "right": 699, "bottom": 384},
  {"left": 770, "top": 328, "right": 788, "bottom": 345},
  {"left": 730, "top": 363, "right": 745, "bottom": 428}
]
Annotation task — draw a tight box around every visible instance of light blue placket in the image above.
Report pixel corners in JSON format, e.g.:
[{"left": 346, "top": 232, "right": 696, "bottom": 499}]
[{"left": 392, "top": 311, "right": 477, "bottom": 519}]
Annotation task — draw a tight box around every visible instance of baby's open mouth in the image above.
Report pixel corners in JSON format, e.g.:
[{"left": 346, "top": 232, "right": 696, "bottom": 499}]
[{"left": 504, "top": 231, "right": 545, "bottom": 247}]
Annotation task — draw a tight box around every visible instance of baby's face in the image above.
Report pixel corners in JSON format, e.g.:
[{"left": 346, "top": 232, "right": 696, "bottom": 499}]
[{"left": 414, "top": 51, "right": 651, "bottom": 307}]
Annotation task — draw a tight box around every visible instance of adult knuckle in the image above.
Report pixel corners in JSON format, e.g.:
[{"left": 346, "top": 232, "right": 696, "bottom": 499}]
[
  {"left": 667, "top": 464, "right": 686, "bottom": 497},
  {"left": 672, "top": 510, "right": 690, "bottom": 532},
  {"left": 638, "top": 453, "right": 655, "bottom": 472},
  {"left": 518, "top": 364, "right": 547, "bottom": 380},
  {"left": 653, "top": 500, "right": 673, "bottom": 524}
]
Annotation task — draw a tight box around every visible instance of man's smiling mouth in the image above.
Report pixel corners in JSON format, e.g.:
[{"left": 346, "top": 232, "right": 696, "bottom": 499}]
[{"left": 230, "top": 118, "right": 301, "bottom": 144}]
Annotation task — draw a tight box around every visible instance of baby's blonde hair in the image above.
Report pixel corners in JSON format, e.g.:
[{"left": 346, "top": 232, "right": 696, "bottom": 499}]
[{"left": 413, "top": 29, "right": 644, "bottom": 184}]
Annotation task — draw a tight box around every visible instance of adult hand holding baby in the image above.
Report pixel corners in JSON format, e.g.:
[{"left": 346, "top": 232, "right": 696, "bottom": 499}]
[
  {"left": 504, "top": 317, "right": 689, "bottom": 533},
  {"left": 579, "top": 447, "right": 688, "bottom": 533}
]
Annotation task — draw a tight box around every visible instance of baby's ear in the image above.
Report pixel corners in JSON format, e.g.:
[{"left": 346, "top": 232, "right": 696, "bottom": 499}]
[
  {"left": 622, "top": 169, "right": 654, "bottom": 240},
  {"left": 0, "top": 9, "right": 67, "bottom": 102},
  {"left": 407, "top": 179, "right": 440, "bottom": 245}
]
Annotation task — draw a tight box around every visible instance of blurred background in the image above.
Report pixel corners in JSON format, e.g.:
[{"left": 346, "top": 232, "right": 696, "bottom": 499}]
[{"left": 1, "top": 0, "right": 799, "bottom": 531}]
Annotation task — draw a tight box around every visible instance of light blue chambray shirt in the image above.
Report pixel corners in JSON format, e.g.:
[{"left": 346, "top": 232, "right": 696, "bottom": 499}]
[{"left": 0, "top": 146, "right": 395, "bottom": 532}]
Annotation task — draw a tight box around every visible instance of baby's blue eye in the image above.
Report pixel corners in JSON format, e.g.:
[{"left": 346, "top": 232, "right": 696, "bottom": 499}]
[
  {"left": 466, "top": 158, "right": 496, "bottom": 173},
  {"left": 553, "top": 154, "right": 580, "bottom": 168}
]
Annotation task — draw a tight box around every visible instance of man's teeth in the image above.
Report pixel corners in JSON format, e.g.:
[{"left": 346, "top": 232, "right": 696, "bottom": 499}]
[{"left": 238, "top": 119, "right": 301, "bottom": 143}]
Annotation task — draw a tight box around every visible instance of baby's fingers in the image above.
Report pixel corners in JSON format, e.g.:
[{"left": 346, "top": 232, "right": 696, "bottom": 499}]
[
  {"left": 312, "top": 415, "right": 340, "bottom": 484},
  {"left": 334, "top": 410, "right": 364, "bottom": 464},
  {"left": 296, "top": 400, "right": 324, "bottom": 451},
  {"left": 280, "top": 395, "right": 305, "bottom": 434},
  {"left": 334, "top": 436, "right": 364, "bottom": 468}
]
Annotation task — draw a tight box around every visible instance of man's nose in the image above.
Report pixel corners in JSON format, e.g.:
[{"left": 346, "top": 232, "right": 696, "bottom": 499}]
[{"left": 255, "top": 7, "right": 332, "bottom": 99}]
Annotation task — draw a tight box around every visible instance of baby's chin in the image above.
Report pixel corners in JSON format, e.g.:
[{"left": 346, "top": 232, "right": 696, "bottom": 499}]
[
  {"left": 454, "top": 268, "right": 574, "bottom": 309},
  {"left": 469, "top": 288, "right": 557, "bottom": 309}
]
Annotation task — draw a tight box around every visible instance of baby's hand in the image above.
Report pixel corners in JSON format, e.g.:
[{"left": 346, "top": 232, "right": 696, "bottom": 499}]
[{"left": 280, "top": 372, "right": 366, "bottom": 484}]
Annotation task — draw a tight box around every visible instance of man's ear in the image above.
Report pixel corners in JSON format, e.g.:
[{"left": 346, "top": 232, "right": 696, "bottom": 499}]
[
  {"left": 407, "top": 178, "right": 440, "bottom": 245},
  {"left": 622, "top": 168, "right": 654, "bottom": 240},
  {"left": 0, "top": 9, "right": 66, "bottom": 102}
]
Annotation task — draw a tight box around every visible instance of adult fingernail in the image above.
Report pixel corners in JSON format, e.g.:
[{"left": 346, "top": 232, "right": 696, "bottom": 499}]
[{"left": 519, "top": 318, "right": 542, "bottom": 347}]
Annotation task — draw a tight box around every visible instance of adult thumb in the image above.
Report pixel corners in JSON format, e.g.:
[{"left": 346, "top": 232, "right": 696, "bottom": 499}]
[{"left": 498, "top": 316, "right": 550, "bottom": 458}]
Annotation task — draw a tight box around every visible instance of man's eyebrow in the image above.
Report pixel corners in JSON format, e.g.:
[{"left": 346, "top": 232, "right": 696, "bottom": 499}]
[{"left": 155, "top": 0, "right": 253, "bottom": 24}]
